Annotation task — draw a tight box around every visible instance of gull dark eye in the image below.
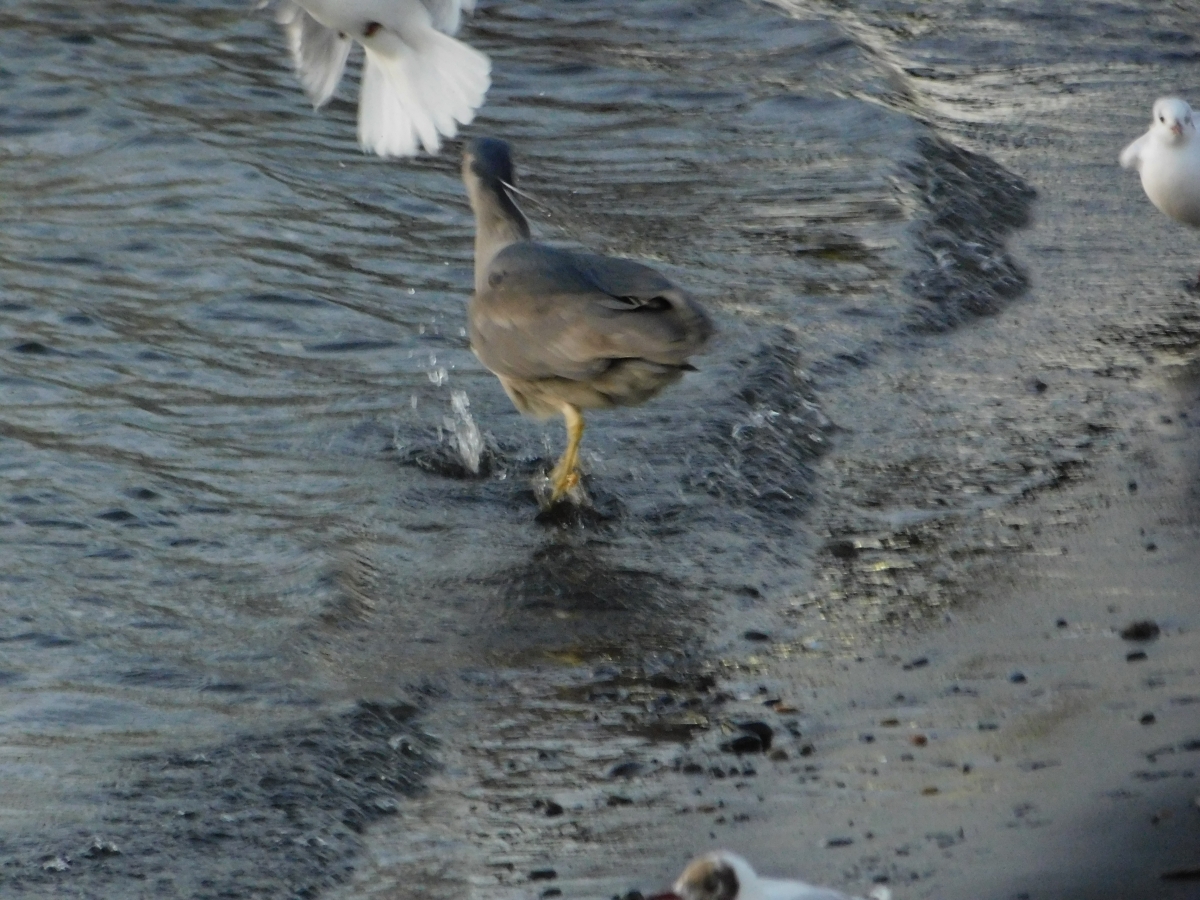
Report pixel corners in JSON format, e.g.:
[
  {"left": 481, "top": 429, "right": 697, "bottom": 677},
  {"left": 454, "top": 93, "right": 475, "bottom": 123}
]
[{"left": 1160, "top": 115, "right": 1166, "bottom": 122}]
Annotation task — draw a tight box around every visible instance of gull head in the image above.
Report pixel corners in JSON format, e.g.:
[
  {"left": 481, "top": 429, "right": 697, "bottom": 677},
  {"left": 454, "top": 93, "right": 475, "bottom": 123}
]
[
  {"left": 1151, "top": 97, "right": 1195, "bottom": 144},
  {"left": 672, "top": 852, "right": 754, "bottom": 900}
]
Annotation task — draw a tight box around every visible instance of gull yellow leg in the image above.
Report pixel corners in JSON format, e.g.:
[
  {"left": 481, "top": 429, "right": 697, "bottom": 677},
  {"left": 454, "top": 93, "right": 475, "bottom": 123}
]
[{"left": 548, "top": 403, "right": 584, "bottom": 502}]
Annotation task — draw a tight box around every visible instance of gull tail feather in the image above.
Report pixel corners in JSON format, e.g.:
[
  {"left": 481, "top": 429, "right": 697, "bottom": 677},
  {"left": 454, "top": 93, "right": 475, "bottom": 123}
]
[{"left": 358, "top": 29, "right": 490, "bottom": 157}]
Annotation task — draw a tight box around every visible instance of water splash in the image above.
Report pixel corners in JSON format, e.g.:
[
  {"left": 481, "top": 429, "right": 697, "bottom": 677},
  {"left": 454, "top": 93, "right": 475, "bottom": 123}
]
[{"left": 444, "top": 390, "right": 483, "bottom": 475}]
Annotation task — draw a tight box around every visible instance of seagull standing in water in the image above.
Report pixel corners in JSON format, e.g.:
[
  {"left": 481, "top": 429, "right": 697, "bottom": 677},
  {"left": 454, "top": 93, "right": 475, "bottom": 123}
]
[
  {"left": 1120, "top": 97, "right": 1200, "bottom": 279},
  {"left": 461, "top": 137, "right": 713, "bottom": 505},
  {"left": 654, "top": 851, "right": 891, "bottom": 900},
  {"left": 270, "top": 0, "right": 490, "bottom": 157}
]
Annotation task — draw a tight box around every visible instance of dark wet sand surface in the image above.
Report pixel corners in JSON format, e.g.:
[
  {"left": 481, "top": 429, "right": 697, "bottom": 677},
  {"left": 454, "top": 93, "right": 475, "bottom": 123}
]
[{"left": 2, "top": 1, "right": 1200, "bottom": 898}]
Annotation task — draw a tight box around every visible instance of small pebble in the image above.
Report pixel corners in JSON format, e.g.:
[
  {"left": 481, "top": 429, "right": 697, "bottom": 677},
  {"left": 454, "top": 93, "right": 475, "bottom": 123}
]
[
  {"left": 530, "top": 869, "right": 557, "bottom": 881},
  {"left": 544, "top": 801, "right": 564, "bottom": 817},
  {"left": 1010, "top": 672, "right": 1027, "bottom": 684},
  {"left": 903, "top": 657, "right": 929, "bottom": 670},
  {"left": 910, "top": 734, "right": 928, "bottom": 747},
  {"left": 721, "top": 734, "right": 764, "bottom": 755},
  {"left": 609, "top": 761, "right": 643, "bottom": 779},
  {"left": 1055, "top": 618, "right": 1068, "bottom": 628},
  {"left": 1140, "top": 713, "right": 1156, "bottom": 725},
  {"left": 743, "top": 630, "right": 771, "bottom": 642},
  {"left": 1120, "top": 620, "right": 1161, "bottom": 642},
  {"left": 83, "top": 837, "right": 121, "bottom": 858},
  {"left": 1127, "top": 650, "right": 1148, "bottom": 662},
  {"left": 824, "top": 837, "right": 854, "bottom": 848}
]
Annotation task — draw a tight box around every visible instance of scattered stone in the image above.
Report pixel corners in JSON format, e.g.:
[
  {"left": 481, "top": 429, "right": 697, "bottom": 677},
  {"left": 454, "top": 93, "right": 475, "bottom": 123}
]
[
  {"left": 530, "top": 869, "right": 557, "bottom": 881},
  {"left": 738, "top": 722, "right": 773, "bottom": 748},
  {"left": 1127, "top": 651, "right": 1148, "bottom": 662},
  {"left": 1120, "top": 620, "right": 1161, "bottom": 642},
  {"left": 721, "top": 722, "right": 773, "bottom": 755},
  {"left": 681, "top": 762, "right": 704, "bottom": 775},
  {"left": 1146, "top": 542, "right": 1157, "bottom": 552},
  {"left": 743, "top": 630, "right": 771, "bottom": 643},
  {"left": 1140, "top": 713, "right": 1157, "bottom": 725},
  {"left": 826, "top": 539, "right": 858, "bottom": 559},
  {"left": 768, "top": 748, "right": 789, "bottom": 761},
  {"left": 880, "top": 718, "right": 900, "bottom": 727},
  {"left": 798, "top": 743, "right": 815, "bottom": 757},
  {"left": 1009, "top": 672, "right": 1027, "bottom": 684},
  {"left": 824, "top": 836, "right": 854, "bottom": 848},
  {"left": 978, "top": 722, "right": 999, "bottom": 731},
  {"left": 544, "top": 801, "right": 564, "bottom": 817},
  {"left": 1055, "top": 618, "right": 1068, "bottom": 628},
  {"left": 860, "top": 734, "right": 875, "bottom": 743},
  {"left": 910, "top": 734, "right": 928, "bottom": 747},
  {"left": 721, "top": 734, "right": 765, "bottom": 755},
  {"left": 1128, "top": 480, "right": 1138, "bottom": 492},
  {"left": 607, "top": 795, "right": 633, "bottom": 807},
  {"left": 1161, "top": 868, "right": 1200, "bottom": 882},
  {"left": 542, "top": 890, "right": 563, "bottom": 898},
  {"left": 609, "top": 761, "right": 643, "bottom": 779},
  {"left": 921, "top": 786, "right": 939, "bottom": 795},
  {"left": 903, "top": 657, "right": 929, "bottom": 670},
  {"left": 83, "top": 836, "right": 121, "bottom": 858}
]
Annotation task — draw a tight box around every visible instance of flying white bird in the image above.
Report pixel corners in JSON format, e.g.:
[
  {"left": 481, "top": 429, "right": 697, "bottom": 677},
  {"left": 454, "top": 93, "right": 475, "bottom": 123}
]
[
  {"left": 1120, "top": 97, "right": 1200, "bottom": 231},
  {"left": 270, "top": 0, "right": 490, "bottom": 157},
  {"left": 652, "top": 851, "right": 892, "bottom": 900}
]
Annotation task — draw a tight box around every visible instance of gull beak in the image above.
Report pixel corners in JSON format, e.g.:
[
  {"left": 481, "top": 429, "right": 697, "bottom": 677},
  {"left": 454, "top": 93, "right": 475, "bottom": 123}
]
[{"left": 1172, "top": 123, "right": 1184, "bottom": 136}]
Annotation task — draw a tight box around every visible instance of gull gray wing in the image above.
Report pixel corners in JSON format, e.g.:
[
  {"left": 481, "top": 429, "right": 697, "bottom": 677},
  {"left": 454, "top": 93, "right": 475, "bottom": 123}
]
[
  {"left": 470, "top": 242, "right": 713, "bottom": 382},
  {"left": 275, "top": 1, "right": 352, "bottom": 108}
]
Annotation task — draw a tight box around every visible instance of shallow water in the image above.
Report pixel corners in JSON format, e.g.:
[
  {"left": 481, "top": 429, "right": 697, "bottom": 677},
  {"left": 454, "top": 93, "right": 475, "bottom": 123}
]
[{"left": 1, "top": 1, "right": 1197, "bottom": 898}]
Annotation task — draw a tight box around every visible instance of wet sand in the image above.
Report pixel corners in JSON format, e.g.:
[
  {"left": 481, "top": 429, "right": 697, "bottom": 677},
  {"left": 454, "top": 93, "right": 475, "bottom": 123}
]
[{"left": 329, "top": 4, "right": 1200, "bottom": 899}]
